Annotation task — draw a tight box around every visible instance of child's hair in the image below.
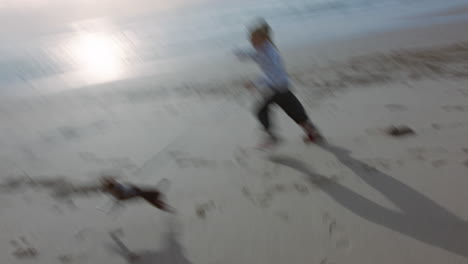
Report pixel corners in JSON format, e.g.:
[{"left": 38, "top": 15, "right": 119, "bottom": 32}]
[{"left": 249, "top": 18, "right": 275, "bottom": 46}]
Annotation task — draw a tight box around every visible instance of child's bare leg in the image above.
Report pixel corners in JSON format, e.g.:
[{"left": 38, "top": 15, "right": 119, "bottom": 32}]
[
  {"left": 256, "top": 98, "right": 279, "bottom": 140},
  {"left": 300, "top": 120, "right": 321, "bottom": 135},
  {"left": 275, "top": 91, "right": 323, "bottom": 141}
]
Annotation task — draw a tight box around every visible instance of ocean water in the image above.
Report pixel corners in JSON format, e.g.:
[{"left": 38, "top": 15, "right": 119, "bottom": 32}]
[{"left": 0, "top": 0, "right": 466, "bottom": 94}]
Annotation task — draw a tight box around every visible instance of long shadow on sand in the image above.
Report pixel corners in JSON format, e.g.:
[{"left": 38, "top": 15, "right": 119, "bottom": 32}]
[
  {"left": 269, "top": 142, "right": 468, "bottom": 257},
  {"left": 107, "top": 222, "right": 193, "bottom": 264}
]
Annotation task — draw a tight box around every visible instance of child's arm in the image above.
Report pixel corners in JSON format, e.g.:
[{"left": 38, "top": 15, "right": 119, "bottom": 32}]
[{"left": 233, "top": 48, "right": 259, "bottom": 61}]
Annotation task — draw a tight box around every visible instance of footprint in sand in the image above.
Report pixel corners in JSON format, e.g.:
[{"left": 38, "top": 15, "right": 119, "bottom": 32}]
[
  {"left": 74, "top": 228, "right": 95, "bottom": 242},
  {"left": 164, "top": 104, "right": 180, "bottom": 115},
  {"left": 407, "top": 147, "right": 448, "bottom": 155},
  {"left": 322, "top": 212, "right": 351, "bottom": 251},
  {"left": 79, "top": 153, "right": 137, "bottom": 171},
  {"left": 169, "top": 151, "right": 218, "bottom": 169},
  {"left": 441, "top": 105, "right": 465, "bottom": 112},
  {"left": 109, "top": 157, "right": 138, "bottom": 171},
  {"left": 58, "top": 255, "right": 74, "bottom": 263},
  {"left": 431, "top": 122, "right": 464, "bottom": 130},
  {"left": 20, "top": 147, "right": 42, "bottom": 162},
  {"left": 457, "top": 89, "right": 468, "bottom": 97},
  {"left": 243, "top": 183, "right": 312, "bottom": 209},
  {"left": 431, "top": 160, "right": 447, "bottom": 168},
  {"left": 89, "top": 119, "right": 110, "bottom": 132},
  {"left": 385, "top": 104, "right": 408, "bottom": 112},
  {"left": 78, "top": 152, "right": 102, "bottom": 163},
  {"left": 10, "top": 236, "right": 38, "bottom": 259},
  {"left": 264, "top": 184, "right": 291, "bottom": 206},
  {"left": 57, "top": 254, "right": 88, "bottom": 263},
  {"left": 275, "top": 211, "right": 290, "bottom": 222},
  {"left": 293, "top": 183, "right": 310, "bottom": 195},
  {"left": 258, "top": 184, "right": 298, "bottom": 208},
  {"left": 320, "top": 257, "right": 336, "bottom": 264},
  {"left": 196, "top": 201, "right": 216, "bottom": 219},
  {"left": 58, "top": 126, "right": 81, "bottom": 140},
  {"left": 407, "top": 147, "right": 449, "bottom": 162},
  {"left": 233, "top": 147, "right": 250, "bottom": 168},
  {"left": 242, "top": 186, "right": 256, "bottom": 205}
]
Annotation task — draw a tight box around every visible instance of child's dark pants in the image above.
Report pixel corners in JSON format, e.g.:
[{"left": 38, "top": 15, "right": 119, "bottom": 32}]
[{"left": 256, "top": 89, "right": 309, "bottom": 135}]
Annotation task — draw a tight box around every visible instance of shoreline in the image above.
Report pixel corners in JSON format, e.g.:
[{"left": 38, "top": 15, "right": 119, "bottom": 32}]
[
  {"left": 2, "top": 1, "right": 468, "bottom": 98},
  {"left": 4, "top": 15, "right": 468, "bottom": 104}
]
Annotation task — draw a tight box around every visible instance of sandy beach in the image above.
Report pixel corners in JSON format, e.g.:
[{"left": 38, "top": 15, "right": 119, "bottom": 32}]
[{"left": 1, "top": 2, "right": 468, "bottom": 264}]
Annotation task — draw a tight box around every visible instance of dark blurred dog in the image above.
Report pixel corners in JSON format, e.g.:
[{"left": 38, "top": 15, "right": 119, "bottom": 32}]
[{"left": 100, "top": 176, "right": 174, "bottom": 213}]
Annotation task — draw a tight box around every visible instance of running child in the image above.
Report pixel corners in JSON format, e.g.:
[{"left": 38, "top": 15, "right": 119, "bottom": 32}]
[{"left": 234, "top": 18, "right": 323, "bottom": 148}]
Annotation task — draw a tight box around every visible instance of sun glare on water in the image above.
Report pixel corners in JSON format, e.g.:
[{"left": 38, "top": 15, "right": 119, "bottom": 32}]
[{"left": 68, "top": 32, "right": 125, "bottom": 82}]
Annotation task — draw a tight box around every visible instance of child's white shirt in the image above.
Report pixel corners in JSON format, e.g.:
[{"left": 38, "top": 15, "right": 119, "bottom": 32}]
[{"left": 234, "top": 42, "right": 290, "bottom": 96}]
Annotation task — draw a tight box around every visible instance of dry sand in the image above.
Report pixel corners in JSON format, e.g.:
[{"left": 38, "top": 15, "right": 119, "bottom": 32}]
[{"left": 1, "top": 11, "right": 468, "bottom": 264}]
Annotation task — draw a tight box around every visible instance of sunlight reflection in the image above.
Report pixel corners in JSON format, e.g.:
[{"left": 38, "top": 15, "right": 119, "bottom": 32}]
[{"left": 68, "top": 31, "right": 125, "bottom": 82}]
